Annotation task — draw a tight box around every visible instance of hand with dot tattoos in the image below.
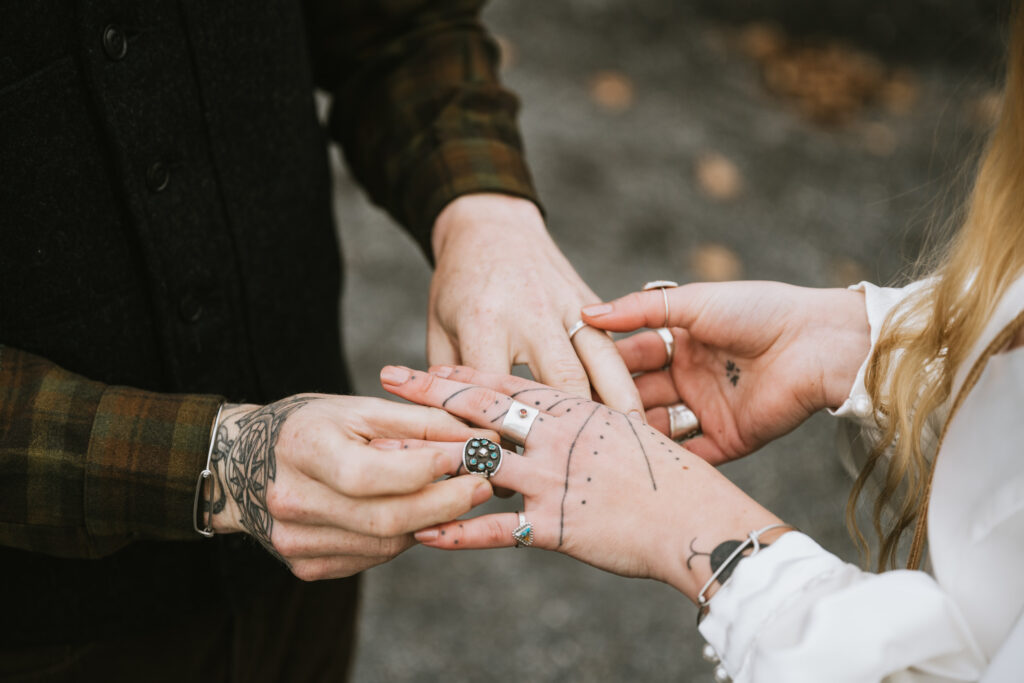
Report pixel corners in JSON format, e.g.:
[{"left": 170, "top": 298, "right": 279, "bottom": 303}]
[{"left": 379, "top": 364, "right": 787, "bottom": 603}]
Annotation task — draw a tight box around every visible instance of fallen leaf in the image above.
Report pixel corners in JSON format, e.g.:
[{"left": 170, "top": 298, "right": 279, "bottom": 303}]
[
  {"left": 589, "top": 71, "right": 634, "bottom": 112},
  {"left": 695, "top": 152, "right": 743, "bottom": 201},
  {"left": 691, "top": 244, "right": 744, "bottom": 281}
]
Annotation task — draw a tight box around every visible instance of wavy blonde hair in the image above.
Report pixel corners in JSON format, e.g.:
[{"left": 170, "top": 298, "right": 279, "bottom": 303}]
[{"left": 848, "top": 5, "right": 1024, "bottom": 570}]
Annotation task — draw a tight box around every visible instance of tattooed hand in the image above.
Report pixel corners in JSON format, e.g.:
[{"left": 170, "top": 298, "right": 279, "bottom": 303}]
[
  {"left": 581, "top": 281, "right": 871, "bottom": 465},
  {"left": 380, "top": 364, "right": 787, "bottom": 602},
  {"left": 203, "top": 393, "right": 493, "bottom": 580}
]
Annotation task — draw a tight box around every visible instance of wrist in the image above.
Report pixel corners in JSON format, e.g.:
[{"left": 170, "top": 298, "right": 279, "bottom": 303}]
[
  {"left": 431, "top": 193, "right": 548, "bottom": 261},
  {"left": 816, "top": 288, "right": 871, "bottom": 410},
  {"left": 206, "top": 403, "right": 258, "bottom": 534}
]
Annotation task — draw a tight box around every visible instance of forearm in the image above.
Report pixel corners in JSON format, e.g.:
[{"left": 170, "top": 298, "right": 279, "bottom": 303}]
[{"left": 0, "top": 346, "right": 223, "bottom": 557}]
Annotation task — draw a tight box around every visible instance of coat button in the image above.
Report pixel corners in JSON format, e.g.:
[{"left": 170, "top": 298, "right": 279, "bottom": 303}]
[
  {"left": 146, "top": 162, "right": 170, "bottom": 192},
  {"left": 178, "top": 294, "right": 204, "bottom": 323},
  {"left": 102, "top": 25, "right": 127, "bottom": 60}
]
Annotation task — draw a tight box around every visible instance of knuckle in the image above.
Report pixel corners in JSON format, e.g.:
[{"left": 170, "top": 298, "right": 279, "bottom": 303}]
[
  {"left": 336, "top": 457, "right": 372, "bottom": 496},
  {"left": 374, "top": 535, "right": 411, "bottom": 558},
  {"left": 365, "top": 507, "right": 403, "bottom": 537},
  {"left": 482, "top": 516, "right": 507, "bottom": 543},
  {"left": 544, "top": 355, "right": 587, "bottom": 389},
  {"left": 273, "top": 531, "right": 301, "bottom": 558},
  {"left": 266, "top": 485, "right": 301, "bottom": 521}
]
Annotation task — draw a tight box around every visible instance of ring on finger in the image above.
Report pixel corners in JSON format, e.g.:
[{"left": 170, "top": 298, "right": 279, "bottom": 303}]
[
  {"left": 512, "top": 511, "right": 534, "bottom": 547},
  {"left": 643, "top": 280, "right": 679, "bottom": 328},
  {"left": 655, "top": 327, "right": 675, "bottom": 367},
  {"left": 567, "top": 319, "right": 588, "bottom": 341},
  {"left": 668, "top": 402, "right": 701, "bottom": 441},
  {"left": 463, "top": 437, "right": 502, "bottom": 477},
  {"left": 500, "top": 400, "right": 540, "bottom": 447}
]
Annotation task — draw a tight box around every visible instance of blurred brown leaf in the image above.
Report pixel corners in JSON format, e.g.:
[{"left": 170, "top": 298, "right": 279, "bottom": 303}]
[
  {"left": 695, "top": 152, "right": 743, "bottom": 201},
  {"left": 691, "top": 244, "right": 744, "bottom": 282},
  {"left": 740, "top": 23, "right": 916, "bottom": 126},
  {"left": 589, "top": 71, "right": 634, "bottom": 112}
]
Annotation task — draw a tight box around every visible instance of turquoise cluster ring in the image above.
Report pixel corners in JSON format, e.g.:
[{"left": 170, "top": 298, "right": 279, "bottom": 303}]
[{"left": 462, "top": 437, "right": 502, "bottom": 478}]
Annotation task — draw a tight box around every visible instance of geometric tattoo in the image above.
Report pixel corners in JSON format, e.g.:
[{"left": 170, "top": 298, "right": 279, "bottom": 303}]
[{"left": 210, "top": 396, "right": 311, "bottom": 566}]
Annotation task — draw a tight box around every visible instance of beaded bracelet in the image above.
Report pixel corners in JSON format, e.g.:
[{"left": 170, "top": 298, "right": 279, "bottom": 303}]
[{"left": 192, "top": 403, "right": 225, "bottom": 537}]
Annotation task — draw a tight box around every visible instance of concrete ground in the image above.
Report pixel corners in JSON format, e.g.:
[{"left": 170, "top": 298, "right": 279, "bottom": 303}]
[{"left": 330, "top": 2, "right": 1006, "bottom": 681}]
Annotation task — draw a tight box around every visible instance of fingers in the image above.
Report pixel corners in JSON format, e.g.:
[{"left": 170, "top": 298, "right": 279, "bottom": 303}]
[
  {"left": 427, "top": 319, "right": 461, "bottom": 367},
  {"left": 274, "top": 474, "right": 493, "bottom": 537},
  {"left": 371, "top": 437, "right": 542, "bottom": 497},
  {"left": 380, "top": 365, "right": 555, "bottom": 443},
  {"left": 297, "top": 442, "right": 450, "bottom": 498},
  {"left": 274, "top": 522, "right": 415, "bottom": 559},
  {"left": 347, "top": 395, "right": 483, "bottom": 443},
  {"left": 452, "top": 322, "right": 512, "bottom": 377},
  {"left": 524, "top": 332, "right": 592, "bottom": 400},
  {"left": 414, "top": 511, "right": 554, "bottom": 550},
  {"left": 616, "top": 330, "right": 676, "bottom": 374},
  {"left": 582, "top": 284, "right": 707, "bottom": 333},
  {"left": 634, "top": 370, "right": 682, "bottom": 408},
  {"left": 570, "top": 326, "right": 645, "bottom": 415},
  {"left": 290, "top": 554, "right": 394, "bottom": 582}
]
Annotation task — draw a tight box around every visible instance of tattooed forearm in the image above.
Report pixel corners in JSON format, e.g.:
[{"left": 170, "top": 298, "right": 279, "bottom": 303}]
[{"left": 210, "top": 396, "right": 312, "bottom": 566}]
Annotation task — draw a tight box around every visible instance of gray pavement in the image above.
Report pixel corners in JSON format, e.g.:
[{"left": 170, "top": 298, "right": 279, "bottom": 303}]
[{"left": 332, "top": 3, "right": 1002, "bottom": 681}]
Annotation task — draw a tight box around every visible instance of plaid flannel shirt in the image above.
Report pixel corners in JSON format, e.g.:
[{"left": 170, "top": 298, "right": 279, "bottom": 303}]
[{"left": 0, "top": 0, "right": 538, "bottom": 558}]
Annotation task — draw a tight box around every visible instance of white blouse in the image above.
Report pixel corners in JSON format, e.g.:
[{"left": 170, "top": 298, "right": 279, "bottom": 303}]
[{"left": 698, "top": 276, "right": 1024, "bottom": 683}]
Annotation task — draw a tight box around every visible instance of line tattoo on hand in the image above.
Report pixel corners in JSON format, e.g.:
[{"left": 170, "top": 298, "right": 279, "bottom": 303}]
[{"left": 210, "top": 396, "right": 311, "bottom": 566}]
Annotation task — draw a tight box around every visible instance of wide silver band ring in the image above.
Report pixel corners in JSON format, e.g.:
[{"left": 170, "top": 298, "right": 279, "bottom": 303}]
[
  {"left": 463, "top": 437, "right": 502, "bottom": 478},
  {"left": 512, "top": 511, "right": 534, "bottom": 547},
  {"left": 500, "top": 400, "right": 540, "bottom": 446},
  {"left": 655, "top": 327, "right": 675, "bottom": 367},
  {"left": 668, "top": 402, "right": 701, "bottom": 441},
  {"left": 642, "top": 280, "right": 679, "bottom": 327},
  {"left": 567, "top": 319, "right": 588, "bottom": 341}
]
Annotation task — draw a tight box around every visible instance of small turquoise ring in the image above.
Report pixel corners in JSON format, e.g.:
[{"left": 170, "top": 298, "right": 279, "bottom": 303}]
[{"left": 462, "top": 437, "right": 502, "bottom": 478}]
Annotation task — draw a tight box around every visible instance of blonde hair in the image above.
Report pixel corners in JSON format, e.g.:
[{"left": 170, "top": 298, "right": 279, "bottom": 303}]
[{"left": 848, "top": 5, "right": 1024, "bottom": 570}]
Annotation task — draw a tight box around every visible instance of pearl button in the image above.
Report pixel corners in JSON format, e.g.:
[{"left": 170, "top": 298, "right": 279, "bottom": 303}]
[
  {"left": 713, "top": 664, "right": 732, "bottom": 682},
  {"left": 701, "top": 643, "right": 720, "bottom": 663},
  {"left": 853, "top": 395, "right": 873, "bottom": 418}
]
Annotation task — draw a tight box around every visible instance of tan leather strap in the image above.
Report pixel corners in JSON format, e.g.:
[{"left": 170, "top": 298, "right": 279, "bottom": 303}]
[{"left": 906, "top": 308, "right": 1024, "bottom": 570}]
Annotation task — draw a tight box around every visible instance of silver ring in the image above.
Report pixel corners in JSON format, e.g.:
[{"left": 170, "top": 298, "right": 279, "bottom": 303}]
[
  {"left": 643, "top": 280, "right": 678, "bottom": 327},
  {"left": 462, "top": 437, "right": 502, "bottom": 478},
  {"left": 567, "top": 319, "right": 588, "bottom": 341},
  {"left": 512, "top": 511, "right": 534, "bottom": 547},
  {"left": 500, "top": 400, "right": 540, "bottom": 446},
  {"left": 655, "top": 327, "right": 674, "bottom": 366},
  {"left": 668, "top": 403, "right": 700, "bottom": 441}
]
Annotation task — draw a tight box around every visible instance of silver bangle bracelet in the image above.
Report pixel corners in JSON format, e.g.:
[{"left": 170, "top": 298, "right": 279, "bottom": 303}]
[{"left": 192, "top": 402, "right": 225, "bottom": 538}]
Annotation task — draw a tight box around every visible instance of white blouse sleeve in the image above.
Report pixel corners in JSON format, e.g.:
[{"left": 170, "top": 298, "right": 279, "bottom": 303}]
[
  {"left": 698, "top": 532, "right": 987, "bottom": 682},
  {"left": 830, "top": 280, "right": 932, "bottom": 425}
]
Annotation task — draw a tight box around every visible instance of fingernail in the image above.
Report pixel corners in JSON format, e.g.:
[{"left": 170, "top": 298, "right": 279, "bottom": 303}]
[
  {"left": 628, "top": 409, "right": 645, "bottom": 424},
  {"left": 582, "top": 303, "right": 613, "bottom": 317},
  {"left": 415, "top": 528, "right": 439, "bottom": 542},
  {"left": 380, "top": 366, "right": 411, "bottom": 385},
  {"left": 430, "top": 365, "right": 454, "bottom": 378},
  {"left": 471, "top": 480, "right": 493, "bottom": 505}
]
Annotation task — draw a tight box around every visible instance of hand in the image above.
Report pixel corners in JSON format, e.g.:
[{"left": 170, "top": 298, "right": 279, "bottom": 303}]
[
  {"left": 428, "top": 193, "right": 643, "bottom": 415},
  {"left": 205, "top": 393, "right": 493, "bottom": 580},
  {"left": 582, "top": 282, "right": 870, "bottom": 464},
  {"left": 379, "top": 364, "right": 785, "bottom": 601}
]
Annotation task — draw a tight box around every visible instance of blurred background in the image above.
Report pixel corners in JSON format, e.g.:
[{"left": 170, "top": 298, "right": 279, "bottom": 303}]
[{"left": 330, "top": 1, "right": 1010, "bottom": 680}]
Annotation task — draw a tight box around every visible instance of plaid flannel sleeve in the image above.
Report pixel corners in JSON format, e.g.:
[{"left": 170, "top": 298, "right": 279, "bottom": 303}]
[
  {"left": 303, "top": 0, "right": 541, "bottom": 256},
  {"left": 0, "top": 346, "right": 223, "bottom": 558}
]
